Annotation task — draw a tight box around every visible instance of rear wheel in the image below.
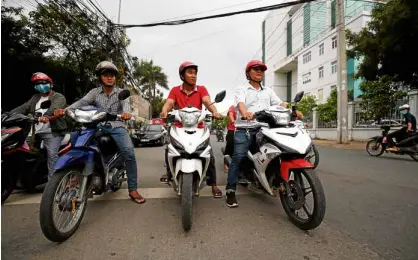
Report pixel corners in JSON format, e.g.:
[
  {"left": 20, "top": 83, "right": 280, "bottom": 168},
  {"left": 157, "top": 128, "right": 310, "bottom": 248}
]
[
  {"left": 1, "top": 166, "right": 15, "bottom": 204},
  {"left": 181, "top": 173, "right": 193, "bottom": 232},
  {"left": 366, "top": 140, "right": 384, "bottom": 157},
  {"left": 279, "top": 169, "right": 326, "bottom": 230},
  {"left": 39, "top": 168, "right": 88, "bottom": 242}
]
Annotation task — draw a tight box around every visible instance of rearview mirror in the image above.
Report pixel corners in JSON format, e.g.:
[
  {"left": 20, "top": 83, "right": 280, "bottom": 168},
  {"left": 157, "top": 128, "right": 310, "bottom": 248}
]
[
  {"left": 118, "top": 89, "right": 131, "bottom": 100},
  {"left": 214, "top": 90, "right": 226, "bottom": 103},
  {"left": 294, "top": 91, "right": 304, "bottom": 102},
  {"left": 40, "top": 100, "right": 52, "bottom": 109}
]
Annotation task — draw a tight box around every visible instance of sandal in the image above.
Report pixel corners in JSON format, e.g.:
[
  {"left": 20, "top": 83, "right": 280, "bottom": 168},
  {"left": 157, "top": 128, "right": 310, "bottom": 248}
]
[
  {"left": 129, "top": 190, "right": 146, "bottom": 204},
  {"left": 212, "top": 187, "right": 223, "bottom": 198}
]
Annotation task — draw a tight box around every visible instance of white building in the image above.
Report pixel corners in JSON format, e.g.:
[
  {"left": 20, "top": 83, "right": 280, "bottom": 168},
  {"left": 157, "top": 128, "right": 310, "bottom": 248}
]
[{"left": 263, "top": 0, "right": 383, "bottom": 103}]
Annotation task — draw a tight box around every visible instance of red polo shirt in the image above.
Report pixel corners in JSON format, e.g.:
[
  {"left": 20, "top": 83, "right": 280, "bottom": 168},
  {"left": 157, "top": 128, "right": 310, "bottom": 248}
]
[
  {"left": 227, "top": 105, "right": 237, "bottom": 131},
  {"left": 167, "top": 85, "right": 209, "bottom": 128}
]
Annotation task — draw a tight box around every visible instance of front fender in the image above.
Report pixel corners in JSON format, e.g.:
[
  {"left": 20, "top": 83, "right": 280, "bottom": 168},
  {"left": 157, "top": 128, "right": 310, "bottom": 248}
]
[
  {"left": 280, "top": 159, "right": 314, "bottom": 182},
  {"left": 53, "top": 149, "right": 93, "bottom": 172}
]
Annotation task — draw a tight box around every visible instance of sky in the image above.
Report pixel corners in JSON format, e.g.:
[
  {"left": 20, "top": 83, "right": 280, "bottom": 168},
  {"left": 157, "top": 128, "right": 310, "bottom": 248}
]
[
  {"left": 96, "top": 0, "right": 279, "bottom": 114},
  {"left": 4, "top": 0, "right": 281, "bottom": 114}
]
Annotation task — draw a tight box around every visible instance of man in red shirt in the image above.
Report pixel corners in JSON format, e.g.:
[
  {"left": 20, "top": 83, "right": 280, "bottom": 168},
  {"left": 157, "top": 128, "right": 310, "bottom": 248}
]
[
  {"left": 224, "top": 105, "right": 236, "bottom": 172},
  {"left": 159, "top": 61, "right": 223, "bottom": 198}
]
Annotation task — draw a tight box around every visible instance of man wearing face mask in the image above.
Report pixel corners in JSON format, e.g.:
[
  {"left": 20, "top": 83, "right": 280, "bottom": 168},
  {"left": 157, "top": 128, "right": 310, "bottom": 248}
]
[
  {"left": 387, "top": 104, "right": 417, "bottom": 152},
  {"left": 11, "top": 72, "right": 68, "bottom": 178}
]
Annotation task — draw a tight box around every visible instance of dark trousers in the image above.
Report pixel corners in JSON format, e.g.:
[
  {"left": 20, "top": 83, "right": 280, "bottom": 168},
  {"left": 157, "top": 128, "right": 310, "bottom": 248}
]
[
  {"left": 164, "top": 146, "right": 217, "bottom": 186},
  {"left": 225, "top": 130, "right": 235, "bottom": 156}
]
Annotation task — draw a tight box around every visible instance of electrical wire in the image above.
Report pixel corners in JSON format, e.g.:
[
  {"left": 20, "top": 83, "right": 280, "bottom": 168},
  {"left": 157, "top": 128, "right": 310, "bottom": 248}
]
[{"left": 114, "top": 0, "right": 318, "bottom": 28}]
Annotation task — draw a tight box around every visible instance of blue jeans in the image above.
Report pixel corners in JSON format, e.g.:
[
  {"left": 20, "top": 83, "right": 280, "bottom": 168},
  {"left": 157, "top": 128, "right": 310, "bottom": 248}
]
[
  {"left": 226, "top": 129, "right": 257, "bottom": 192},
  {"left": 100, "top": 126, "right": 138, "bottom": 191},
  {"left": 38, "top": 133, "right": 64, "bottom": 177}
]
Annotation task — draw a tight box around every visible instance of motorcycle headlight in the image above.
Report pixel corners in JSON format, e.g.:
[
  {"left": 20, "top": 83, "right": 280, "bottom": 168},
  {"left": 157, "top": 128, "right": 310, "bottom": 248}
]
[
  {"left": 179, "top": 111, "right": 201, "bottom": 127},
  {"left": 91, "top": 112, "right": 107, "bottom": 121},
  {"left": 271, "top": 111, "right": 290, "bottom": 126}
]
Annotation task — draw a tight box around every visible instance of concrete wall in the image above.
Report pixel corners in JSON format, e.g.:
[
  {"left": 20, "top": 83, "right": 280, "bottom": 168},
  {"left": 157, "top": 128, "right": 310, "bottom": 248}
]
[{"left": 309, "top": 128, "right": 382, "bottom": 141}]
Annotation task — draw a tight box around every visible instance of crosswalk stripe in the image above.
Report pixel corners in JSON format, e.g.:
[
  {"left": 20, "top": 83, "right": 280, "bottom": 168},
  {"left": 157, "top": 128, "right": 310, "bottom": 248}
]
[{"left": 3, "top": 186, "right": 252, "bottom": 206}]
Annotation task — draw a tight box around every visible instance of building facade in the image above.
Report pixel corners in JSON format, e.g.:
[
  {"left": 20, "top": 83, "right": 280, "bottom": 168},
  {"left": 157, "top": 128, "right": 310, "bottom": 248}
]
[{"left": 263, "top": 0, "right": 382, "bottom": 103}]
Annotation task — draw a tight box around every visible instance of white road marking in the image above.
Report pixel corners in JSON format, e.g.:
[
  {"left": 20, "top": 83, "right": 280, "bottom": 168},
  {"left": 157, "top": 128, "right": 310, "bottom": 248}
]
[{"left": 3, "top": 186, "right": 252, "bottom": 206}]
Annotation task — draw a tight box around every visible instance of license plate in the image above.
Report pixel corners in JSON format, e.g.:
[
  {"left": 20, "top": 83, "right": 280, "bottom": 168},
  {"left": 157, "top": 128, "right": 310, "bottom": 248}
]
[{"left": 141, "top": 139, "right": 149, "bottom": 142}]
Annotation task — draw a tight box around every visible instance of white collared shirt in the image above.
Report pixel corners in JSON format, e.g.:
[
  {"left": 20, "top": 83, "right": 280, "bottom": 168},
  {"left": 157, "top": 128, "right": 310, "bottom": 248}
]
[{"left": 233, "top": 83, "right": 283, "bottom": 128}]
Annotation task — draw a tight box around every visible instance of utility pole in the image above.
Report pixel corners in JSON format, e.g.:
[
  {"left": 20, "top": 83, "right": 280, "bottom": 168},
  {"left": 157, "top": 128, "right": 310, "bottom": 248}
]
[
  {"left": 117, "top": 0, "right": 122, "bottom": 24},
  {"left": 336, "top": 0, "right": 349, "bottom": 144}
]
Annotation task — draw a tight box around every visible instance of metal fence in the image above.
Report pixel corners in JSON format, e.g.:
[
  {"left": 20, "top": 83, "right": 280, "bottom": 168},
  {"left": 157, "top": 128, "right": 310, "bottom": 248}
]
[{"left": 353, "top": 97, "right": 408, "bottom": 128}]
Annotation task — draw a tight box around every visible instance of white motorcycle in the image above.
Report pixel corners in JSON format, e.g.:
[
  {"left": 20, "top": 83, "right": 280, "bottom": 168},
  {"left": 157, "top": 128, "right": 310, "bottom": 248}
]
[
  {"left": 166, "top": 91, "right": 226, "bottom": 231},
  {"left": 223, "top": 91, "right": 325, "bottom": 230}
]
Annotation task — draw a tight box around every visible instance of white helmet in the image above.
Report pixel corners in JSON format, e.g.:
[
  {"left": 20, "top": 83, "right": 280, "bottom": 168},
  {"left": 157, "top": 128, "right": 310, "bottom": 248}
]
[
  {"left": 399, "top": 104, "right": 410, "bottom": 110},
  {"left": 95, "top": 61, "right": 119, "bottom": 76}
]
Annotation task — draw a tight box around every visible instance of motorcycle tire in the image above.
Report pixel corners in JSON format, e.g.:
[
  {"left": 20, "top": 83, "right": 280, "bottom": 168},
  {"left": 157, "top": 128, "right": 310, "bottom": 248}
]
[
  {"left": 40, "top": 168, "right": 88, "bottom": 242},
  {"left": 279, "top": 169, "right": 326, "bottom": 231},
  {"left": 410, "top": 153, "right": 418, "bottom": 162},
  {"left": 366, "top": 140, "right": 384, "bottom": 157},
  {"left": 306, "top": 144, "right": 319, "bottom": 169},
  {"left": 181, "top": 173, "right": 193, "bottom": 232},
  {"left": 1, "top": 170, "right": 15, "bottom": 204}
]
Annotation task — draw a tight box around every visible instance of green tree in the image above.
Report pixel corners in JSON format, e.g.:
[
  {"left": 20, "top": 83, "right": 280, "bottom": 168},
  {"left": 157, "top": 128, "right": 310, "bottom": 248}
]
[
  {"left": 211, "top": 117, "right": 228, "bottom": 129},
  {"left": 317, "top": 88, "right": 337, "bottom": 122},
  {"left": 346, "top": 0, "right": 418, "bottom": 88},
  {"left": 357, "top": 76, "right": 407, "bottom": 121},
  {"left": 133, "top": 59, "right": 168, "bottom": 115},
  {"left": 297, "top": 95, "right": 317, "bottom": 118}
]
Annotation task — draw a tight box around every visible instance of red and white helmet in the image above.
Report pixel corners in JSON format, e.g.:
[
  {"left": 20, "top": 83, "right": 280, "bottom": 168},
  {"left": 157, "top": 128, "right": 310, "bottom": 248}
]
[
  {"left": 245, "top": 60, "right": 267, "bottom": 73},
  {"left": 179, "top": 61, "right": 198, "bottom": 80},
  {"left": 31, "top": 72, "right": 53, "bottom": 84}
]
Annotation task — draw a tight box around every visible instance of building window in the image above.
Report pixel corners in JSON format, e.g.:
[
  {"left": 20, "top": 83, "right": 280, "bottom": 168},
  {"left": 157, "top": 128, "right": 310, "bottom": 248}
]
[
  {"left": 302, "top": 72, "right": 311, "bottom": 84},
  {"left": 318, "top": 66, "right": 324, "bottom": 79},
  {"left": 303, "top": 51, "right": 311, "bottom": 64},
  {"left": 331, "top": 61, "right": 337, "bottom": 74},
  {"left": 318, "top": 89, "right": 323, "bottom": 101},
  {"left": 319, "top": 43, "right": 324, "bottom": 56},
  {"left": 332, "top": 36, "right": 337, "bottom": 49}
]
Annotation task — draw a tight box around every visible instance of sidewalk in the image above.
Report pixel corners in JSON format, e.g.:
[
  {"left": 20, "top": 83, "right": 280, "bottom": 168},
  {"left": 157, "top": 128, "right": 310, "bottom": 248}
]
[{"left": 313, "top": 139, "right": 367, "bottom": 150}]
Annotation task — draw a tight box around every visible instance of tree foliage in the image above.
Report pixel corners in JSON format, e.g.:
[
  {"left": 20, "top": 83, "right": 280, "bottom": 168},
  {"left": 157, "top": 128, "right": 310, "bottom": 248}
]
[
  {"left": 297, "top": 95, "right": 317, "bottom": 118},
  {"left": 317, "top": 88, "right": 337, "bottom": 122},
  {"left": 347, "top": 0, "right": 418, "bottom": 88},
  {"left": 357, "top": 76, "right": 407, "bottom": 121}
]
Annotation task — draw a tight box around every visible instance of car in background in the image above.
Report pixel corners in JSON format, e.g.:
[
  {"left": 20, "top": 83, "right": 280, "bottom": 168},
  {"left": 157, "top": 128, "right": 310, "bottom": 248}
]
[{"left": 131, "top": 124, "right": 168, "bottom": 147}]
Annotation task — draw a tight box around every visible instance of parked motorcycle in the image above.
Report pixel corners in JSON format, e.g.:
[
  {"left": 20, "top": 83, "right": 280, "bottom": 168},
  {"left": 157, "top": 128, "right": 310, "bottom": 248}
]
[
  {"left": 39, "top": 89, "right": 131, "bottom": 242},
  {"left": 366, "top": 125, "right": 418, "bottom": 161},
  {"left": 1, "top": 100, "right": 71, "bottom": 204},
  {"left": 223, "top": 91, "right": 326, "bottom": 230},
  {"left": 216, "top": 129, "right": 224, "bottom": 142},
  {"left": 165, "top": 90, "right": 226, "bottom": 231}
]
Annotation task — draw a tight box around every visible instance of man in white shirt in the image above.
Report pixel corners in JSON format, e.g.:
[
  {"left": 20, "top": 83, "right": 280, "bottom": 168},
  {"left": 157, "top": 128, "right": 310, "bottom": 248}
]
[{"left": 226, "top": 60, "right": 287, "bottom": 208}]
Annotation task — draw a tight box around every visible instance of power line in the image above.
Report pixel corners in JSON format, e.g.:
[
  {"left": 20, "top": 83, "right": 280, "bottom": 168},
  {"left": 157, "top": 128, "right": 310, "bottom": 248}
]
[{"left": 114, "top": 0, "right": 318, "bottom": 28}]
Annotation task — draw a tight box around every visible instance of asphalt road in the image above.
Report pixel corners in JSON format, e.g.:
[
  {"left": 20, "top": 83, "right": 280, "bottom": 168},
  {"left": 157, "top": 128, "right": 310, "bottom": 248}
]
[{"left": 2, "top": 137, "right": 417, "bottom": 260}]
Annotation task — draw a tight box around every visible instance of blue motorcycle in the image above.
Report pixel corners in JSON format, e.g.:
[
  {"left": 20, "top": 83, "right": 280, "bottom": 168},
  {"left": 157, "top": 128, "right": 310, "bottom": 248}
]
[{"left": 39, "top": 89, "right": 131, "bottom": 242}]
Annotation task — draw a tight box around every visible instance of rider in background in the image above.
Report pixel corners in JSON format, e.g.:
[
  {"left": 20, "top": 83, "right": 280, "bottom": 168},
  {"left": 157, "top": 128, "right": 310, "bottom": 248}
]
[
  {"left": 224, "top": 105, "right": 236, "bottom": 172},
  {"left": 159, "top": 61, "right": 223, "bottom": 198},
  {"left": 11, "top": 72, "right": 67, "bottom": 178},
  {"left": 387, "top": 104, "right": 417, "bottom": 152}
]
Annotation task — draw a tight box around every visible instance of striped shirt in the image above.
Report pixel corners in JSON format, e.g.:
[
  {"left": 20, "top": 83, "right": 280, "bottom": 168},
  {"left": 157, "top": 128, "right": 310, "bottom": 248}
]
[{"left": 68, "top": 86, "right": 131, "bottom": 129}]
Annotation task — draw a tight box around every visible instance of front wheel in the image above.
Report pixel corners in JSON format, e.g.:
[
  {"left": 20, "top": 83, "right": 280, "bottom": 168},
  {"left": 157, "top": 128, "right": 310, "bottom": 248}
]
[
  {"left": 366, "top": 139, "right": 384, "bottom": 157},
  {"left": 279, "top": 169, "right": 326, "bottom": 230},
  {"left": 410, "top": 153, "right": 418, "bottom": 162},
  {"left": 306, "top": 143, "right": 319, "bottom": 168},
  {"left": 181, "top": 173, "right": 194, "bottom": 232},
  {"left": 39, "top": 168, "right": 88, "bottom": 242}
]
